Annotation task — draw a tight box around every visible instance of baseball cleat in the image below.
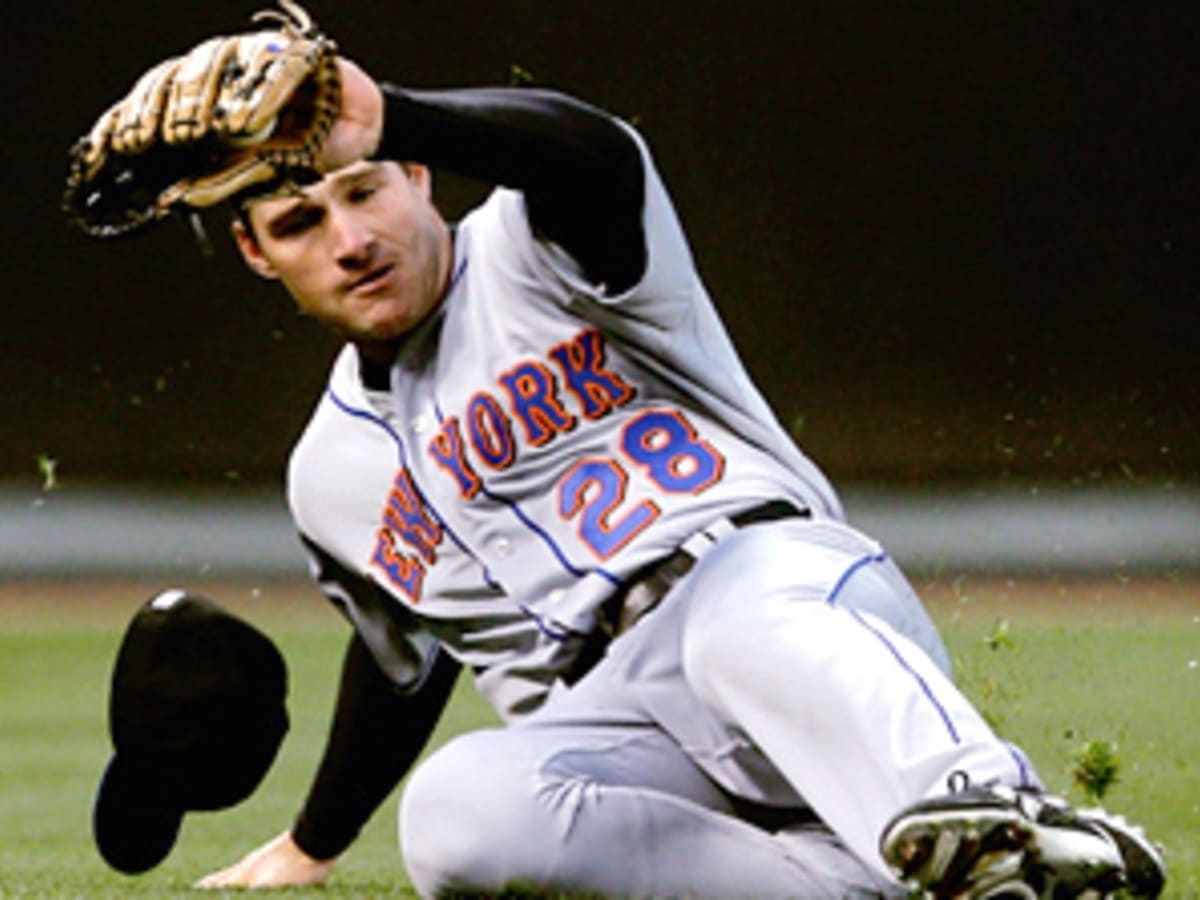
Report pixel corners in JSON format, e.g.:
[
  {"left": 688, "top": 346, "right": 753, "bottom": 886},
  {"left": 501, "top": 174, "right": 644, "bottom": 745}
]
[
  {"left": 1077, "top": 809, "right": 1166, "bottom": 899},
  {"left": 879, "top": 773, "right": 1166, "bottom": 899}
]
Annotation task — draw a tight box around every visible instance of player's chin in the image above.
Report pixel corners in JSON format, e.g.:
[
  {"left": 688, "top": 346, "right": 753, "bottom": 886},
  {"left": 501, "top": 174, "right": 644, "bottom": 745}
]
[
  {"left": 336, "top": 295, "right": 418, "bottom": 342},
  {"left": 345, "top": 308, "right": 418, "bottom": 343}
]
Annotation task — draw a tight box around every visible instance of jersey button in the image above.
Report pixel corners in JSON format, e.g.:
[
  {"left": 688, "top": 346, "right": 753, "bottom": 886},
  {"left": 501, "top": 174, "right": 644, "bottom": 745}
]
[
  {"left": 492, "top": 537, "right": 512, "bottom": 558},
  {"left": 411, "top": 414, "right": 431, "bottom": 434}
]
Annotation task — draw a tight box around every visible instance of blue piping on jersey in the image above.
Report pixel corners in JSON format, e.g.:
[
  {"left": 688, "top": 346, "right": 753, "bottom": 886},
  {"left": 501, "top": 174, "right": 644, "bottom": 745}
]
[
  {"left": 505, "top": 495, "right": 620, "bottom": 585},
  {"left": 427, "top": 253, "right": 621, "bottom": 588},
  {"left": 325, "top": 385, "right": 494, "bottom": 585},
  {"left": 428, "top": 411, "right": 622, "bottom": 588},
  {"left": 518, "top": 603, "right": 571, "bottom": 641},
  {"left": 847, "top": 606, "right": 962, "bottom": 745},
  {"left": 831, "top": 554, "right": 1029, "bottom": 780},
  {"left": 1004, "top": 741, "right": 1035, "bottom": 788},
  {"left": 427, "top": 254, "right": 619, "bottom": 592},
  {"left": 327, "top": 387, "right": 410, "bottom": 464},
  {"left": 447, "top": 246, "right": 469, "bottom": 292},
  {"left": 825, "top": 550, "right": 887, "bottom": 608}
]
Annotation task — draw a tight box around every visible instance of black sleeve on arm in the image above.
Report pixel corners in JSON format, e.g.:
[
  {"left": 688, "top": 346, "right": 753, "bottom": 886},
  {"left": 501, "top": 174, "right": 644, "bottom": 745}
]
[
  {"left": 379, "top": 85, "right": 648, "bottom": 294},
  {"left": 291, "top": 631, "right": 461, "bottom": 861}
]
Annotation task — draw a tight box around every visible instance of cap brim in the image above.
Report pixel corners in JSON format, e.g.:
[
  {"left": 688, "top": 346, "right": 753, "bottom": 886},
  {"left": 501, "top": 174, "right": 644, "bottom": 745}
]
[{"left": 92, "top": 755, "right": 184, "bottom": 874}]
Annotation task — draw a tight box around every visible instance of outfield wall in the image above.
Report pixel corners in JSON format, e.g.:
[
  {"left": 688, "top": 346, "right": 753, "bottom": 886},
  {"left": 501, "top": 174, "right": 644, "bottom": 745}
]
[{"left": 2, "top": 483, "right": 1195, "bottom": 579}]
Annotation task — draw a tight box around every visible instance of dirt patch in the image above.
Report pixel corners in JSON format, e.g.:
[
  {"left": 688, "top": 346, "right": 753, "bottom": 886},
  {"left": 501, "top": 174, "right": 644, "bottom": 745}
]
[
  {"left": 916, "top": 572, "right": 1200, "bottom": 625},
  {"left": 0, "top": 577, "right": 333, "bottom": 630}
]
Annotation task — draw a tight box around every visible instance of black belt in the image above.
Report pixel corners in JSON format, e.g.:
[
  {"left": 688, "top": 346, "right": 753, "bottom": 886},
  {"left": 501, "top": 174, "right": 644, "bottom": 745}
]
[
  {"left": 598, "top": 498, "right": 808, "bottom": 635},
  {"left": 564, "top": 500, "right": 809, "bottom": 683}
]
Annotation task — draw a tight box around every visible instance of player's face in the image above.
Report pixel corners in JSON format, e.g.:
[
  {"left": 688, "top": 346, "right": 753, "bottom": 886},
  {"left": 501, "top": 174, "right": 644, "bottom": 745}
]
[{"left": 234, "top": 161, "right": 452, "bottom": 352}]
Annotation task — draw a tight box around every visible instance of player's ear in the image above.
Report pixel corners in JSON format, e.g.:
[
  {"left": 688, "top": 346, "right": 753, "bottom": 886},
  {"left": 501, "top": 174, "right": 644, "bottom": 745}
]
[
  {"left": 230, "top": 218, "right": 279, "bottom": 281},
  {"left": 400, "top": 163, "right": 433, "bottom": 200}
]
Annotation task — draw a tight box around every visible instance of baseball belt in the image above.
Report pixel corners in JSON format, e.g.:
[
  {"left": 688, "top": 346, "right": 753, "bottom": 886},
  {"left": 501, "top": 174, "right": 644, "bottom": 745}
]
[
  {"left": 597, "top": 499, "right": 810, "bottom": 641},
  {"left": 565, "top": 500, "right": 810, "bottom": 684}
]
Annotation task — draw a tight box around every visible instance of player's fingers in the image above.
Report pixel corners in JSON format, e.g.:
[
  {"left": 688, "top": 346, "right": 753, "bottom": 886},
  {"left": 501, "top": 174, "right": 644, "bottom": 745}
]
[
  {"left": 194, "top": 851, "right": 272, "bottom": 888},
  {"left": 193, "top": 832, "right": 335, "bottom": 890},
  {"left": 308, "top": 56, "right": 378, "bottom": 172},
  {"left": 194, "top": 856, "right": 334, "bottom": 889},
  {"left": 193, "top": 863, "right": 241, "bottom": 889},
  {"left": 193, "top": 836, "right": 271, "bottom": 889},
  {"left": 163, "top": 37, "right": 240, "bottom": 145},
  {"left": 110, "top": 57, "right": 181, "bottom": 154},
  {"left": 76, "top": 102, "right": 121, "bottom": 178}
]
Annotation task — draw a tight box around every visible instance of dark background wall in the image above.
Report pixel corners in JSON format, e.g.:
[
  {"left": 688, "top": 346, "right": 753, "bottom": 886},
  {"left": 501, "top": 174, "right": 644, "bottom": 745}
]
[{"left": 3, "top": 2, "right": 1197, "bottom": 490}]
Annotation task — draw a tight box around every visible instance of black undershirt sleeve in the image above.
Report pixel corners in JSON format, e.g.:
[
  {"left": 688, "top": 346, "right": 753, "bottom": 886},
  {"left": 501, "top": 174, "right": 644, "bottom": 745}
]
[
  {"left": 378, "top": 85, "right": 648, "bottom": 294},
  {"left": 291, "top": 631, "right": 461, "bottom": 860}
]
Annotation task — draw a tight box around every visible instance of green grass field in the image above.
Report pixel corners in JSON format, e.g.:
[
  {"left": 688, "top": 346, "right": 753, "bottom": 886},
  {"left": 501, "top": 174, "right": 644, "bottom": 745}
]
[{"left": 1, "top": 574, "right": 1196, "bottom": 898}]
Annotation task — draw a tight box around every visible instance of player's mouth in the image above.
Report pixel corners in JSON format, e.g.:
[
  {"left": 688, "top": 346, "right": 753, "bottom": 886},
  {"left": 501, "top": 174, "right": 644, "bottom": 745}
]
[{"left": 346, "top": 263, "right": 397, "bottom": 295}]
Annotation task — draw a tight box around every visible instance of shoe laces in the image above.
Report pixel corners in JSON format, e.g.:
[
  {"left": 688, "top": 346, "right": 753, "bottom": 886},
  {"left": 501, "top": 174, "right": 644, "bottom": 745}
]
[{"left": 944, "top": 771, "right": 1068, "bottom": 826}]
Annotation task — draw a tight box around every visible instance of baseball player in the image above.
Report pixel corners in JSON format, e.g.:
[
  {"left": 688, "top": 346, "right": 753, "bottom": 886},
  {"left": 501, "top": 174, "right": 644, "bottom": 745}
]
[{"left": 67, "top": 6, "right": 1164, "bottom": 897}]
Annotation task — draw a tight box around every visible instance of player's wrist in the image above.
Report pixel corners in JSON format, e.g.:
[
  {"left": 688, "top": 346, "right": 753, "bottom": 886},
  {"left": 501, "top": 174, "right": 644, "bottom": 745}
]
[
  {"left": 318, "top": 57, "right": 384, "bottom": 172},
  {"left": 290, "top": 815, "right": 351, "bottom": 863}
]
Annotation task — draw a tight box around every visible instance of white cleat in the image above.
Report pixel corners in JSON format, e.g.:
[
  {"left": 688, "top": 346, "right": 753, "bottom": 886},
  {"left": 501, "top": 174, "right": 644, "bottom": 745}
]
[{"left": 879, "top": 774, "right": 1165, "bottom": 899}]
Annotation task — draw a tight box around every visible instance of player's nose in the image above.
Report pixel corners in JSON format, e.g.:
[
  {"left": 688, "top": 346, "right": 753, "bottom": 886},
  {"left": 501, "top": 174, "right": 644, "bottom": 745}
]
[{"left": 329, "top": 207, "right": 375, "bottom": 269}]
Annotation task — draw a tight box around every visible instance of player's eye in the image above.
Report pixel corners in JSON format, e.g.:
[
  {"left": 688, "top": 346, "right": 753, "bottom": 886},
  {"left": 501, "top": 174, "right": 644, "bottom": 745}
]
[
  {"left": 269, "top": 205, "right": 324, "bottom": 239},
  {"left": 347, "top": 184, "right": 378, "bottom": 204}
]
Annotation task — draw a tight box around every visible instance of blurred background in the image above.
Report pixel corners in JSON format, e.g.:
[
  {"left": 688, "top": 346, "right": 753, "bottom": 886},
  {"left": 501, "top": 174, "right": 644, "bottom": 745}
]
[{"left": 2, "top": 1, "right": 1197, "bottom": 576}]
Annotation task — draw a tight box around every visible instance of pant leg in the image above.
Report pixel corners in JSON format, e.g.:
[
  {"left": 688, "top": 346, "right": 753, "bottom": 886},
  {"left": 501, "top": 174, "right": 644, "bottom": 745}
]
[
  {"left": 400, "top": 714, "right": 895, "bottom": 898},
  {"left": 678, "top": 517, "right": 1039, "bottom": 882}
]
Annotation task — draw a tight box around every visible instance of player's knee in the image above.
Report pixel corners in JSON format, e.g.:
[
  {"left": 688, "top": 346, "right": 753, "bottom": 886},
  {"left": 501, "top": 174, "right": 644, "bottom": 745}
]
[
  {"left": 399, "top": 730, "right": 551, "bottom": 895},
  {"left": 400, "top": 731, "right": 508, "bottom": 893}
]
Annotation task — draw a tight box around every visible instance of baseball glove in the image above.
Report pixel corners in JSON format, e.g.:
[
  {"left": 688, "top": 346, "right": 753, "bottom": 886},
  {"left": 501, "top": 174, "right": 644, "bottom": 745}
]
[{"left": 63, "top": 0, "right": 341, "bottom": 239}]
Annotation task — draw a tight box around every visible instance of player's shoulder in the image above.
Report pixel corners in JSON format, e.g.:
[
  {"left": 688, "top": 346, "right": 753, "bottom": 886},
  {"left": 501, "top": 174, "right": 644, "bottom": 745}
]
[
  {"left": 325, "top": 343, "right": 367, "bottom": 396},
  {"left": 288, "top": 346, "right": 371, "bottom": 455},
  {"left": 285, "top": 345, "right": 398, "bottom": 520},
  {"left": 458, "top": 186, "right": 530, "bottom": 245},
  {"left": 450, "top": 187, "right": 549, "bottom": 291}
]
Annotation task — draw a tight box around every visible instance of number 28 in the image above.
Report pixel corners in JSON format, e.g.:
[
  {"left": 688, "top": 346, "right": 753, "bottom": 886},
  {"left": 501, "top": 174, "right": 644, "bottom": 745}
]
[{"left": 558, "top": 409, "right": 724, "bottom": 560}]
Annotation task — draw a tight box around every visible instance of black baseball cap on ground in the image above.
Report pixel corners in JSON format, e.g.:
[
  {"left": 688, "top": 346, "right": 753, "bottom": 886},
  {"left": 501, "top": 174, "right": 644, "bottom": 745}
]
[{"left": 93, "top": 589, "right": 288, "bottom": 874}]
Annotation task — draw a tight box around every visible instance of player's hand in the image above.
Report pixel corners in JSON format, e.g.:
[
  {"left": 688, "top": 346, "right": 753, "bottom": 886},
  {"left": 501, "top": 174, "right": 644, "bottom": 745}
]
[
  {"left": 313, "top": 57, "right": 385, "bottom": 174},
  {"left": 193, "top": 830, "right": 336, "bottom": 889},
  {"left": 64, "top": 4, "right": 385, "bottom": 239}
]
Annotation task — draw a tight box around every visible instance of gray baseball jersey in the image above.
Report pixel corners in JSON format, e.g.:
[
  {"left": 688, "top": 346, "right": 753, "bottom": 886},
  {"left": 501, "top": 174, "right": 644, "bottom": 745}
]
[{"left": 288, "top": 129, "right": 841, "bottom": 720}]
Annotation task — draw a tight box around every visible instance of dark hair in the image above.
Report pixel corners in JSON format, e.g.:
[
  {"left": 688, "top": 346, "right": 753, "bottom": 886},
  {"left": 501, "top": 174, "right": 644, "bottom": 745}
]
[{"left": 231, "top": 201, "right": 257, "bottom": 243}]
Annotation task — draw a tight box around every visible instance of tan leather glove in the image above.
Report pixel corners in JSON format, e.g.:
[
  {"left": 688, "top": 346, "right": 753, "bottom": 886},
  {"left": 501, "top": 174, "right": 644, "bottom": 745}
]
[{"left": 64, "top": 0, "right": 340, "bottom": 238}]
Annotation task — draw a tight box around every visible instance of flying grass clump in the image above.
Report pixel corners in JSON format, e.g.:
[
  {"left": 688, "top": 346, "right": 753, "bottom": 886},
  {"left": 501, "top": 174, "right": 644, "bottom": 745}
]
[{"left": 1072, "top": 739, "right": 1121, "bottom": 802}]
